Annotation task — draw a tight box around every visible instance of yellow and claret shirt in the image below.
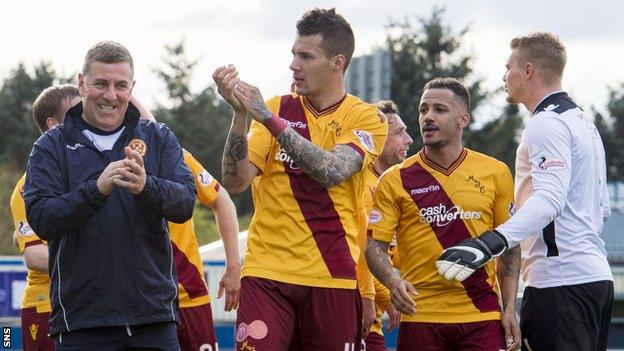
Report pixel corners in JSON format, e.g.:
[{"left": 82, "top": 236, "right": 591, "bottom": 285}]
[
  {"left": 168, "top": 150, "right": 220, "bottom": 308},
  {"left": 369, "top": 149, "right": 513, "bottom": 323},
  {"left": 11, "top": 174, "right": 51, "bottom": 313},
  {"left": 245, "top": 93, "right": 388, "bottom": 289}
]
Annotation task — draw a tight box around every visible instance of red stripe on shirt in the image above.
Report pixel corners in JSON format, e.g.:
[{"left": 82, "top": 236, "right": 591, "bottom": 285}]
[
  {"left": 277, "top": 94, "right": 356, "bottom": 280},
  {"left": 399, "top": 161, "right": 500, "bottom": 313},
  {"left": 171, "top": 241, "right": 209, "bottom": 299}
]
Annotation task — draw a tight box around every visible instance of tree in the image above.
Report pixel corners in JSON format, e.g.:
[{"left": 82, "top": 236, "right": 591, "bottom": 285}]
[
  {"left": 387, "top": 8, "right": 488, "bottom": 151},
  {"left": 152, "top": 41, "right": 254, "bottom": 214},
  {"left": 0, "top": 62, "right": 57, "bottom": 168},
  {"left": 597, "top": 85, "right": 624, "bottom": 180},
  {"left": 469, "top": 104, "right": 523, "bottom": 171}
]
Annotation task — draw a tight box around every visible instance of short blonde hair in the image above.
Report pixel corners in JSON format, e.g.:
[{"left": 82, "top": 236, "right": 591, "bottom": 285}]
[{"left": 510, "top": 32, "right": 566, "bottom": 85}]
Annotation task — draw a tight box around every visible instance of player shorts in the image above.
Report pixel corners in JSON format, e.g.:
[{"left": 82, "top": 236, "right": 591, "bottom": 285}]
[
  {"left": 236, "top": 276, "right": 362, "bottom": 351},
  {"left": 178, "top": 302, "right": 218, "bottom": 351},
  {"left": 396, "top": 320, "right": 504, "bottom": 351},
  {"left": 364, "top": 331, "right": 386, "bottom": 351},
  {"left": 520, "top": 280, "right": 613, "bottom": 351},
  {"left": 21, "top": 307, "right": 54, "bottom": 351}
]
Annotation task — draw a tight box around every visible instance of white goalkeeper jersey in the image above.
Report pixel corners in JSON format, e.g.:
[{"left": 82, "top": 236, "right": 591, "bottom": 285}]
[{"left": 496, "top": 91, "right": 612, "bottom": 288}]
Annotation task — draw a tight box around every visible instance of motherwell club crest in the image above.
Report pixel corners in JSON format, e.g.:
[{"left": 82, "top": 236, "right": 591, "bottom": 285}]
[{"left": 128, "top": 139, "right": 147, "bottom": 157}]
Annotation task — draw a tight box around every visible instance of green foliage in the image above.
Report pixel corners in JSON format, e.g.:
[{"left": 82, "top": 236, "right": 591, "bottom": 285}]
[
  {"left": 0, "top": 62, "right": 57, "bottom": 168},
  {"left": 595, "top": 85, "right": 624, "bottom": 180},
  {"left": 468, "top": 104, "right": 523, "bottom": 172},
  {"left": 192, "top": 204, "right": 253, "bottom": 246},
  {"left": 0, "top": 164, "right": 23, "bottom": 255},
  {"left": 152, "top": 41, "right": 254, "bottom": 215},
  {"left": 387, "top": 8, "right": 488, "bottom": 152}
]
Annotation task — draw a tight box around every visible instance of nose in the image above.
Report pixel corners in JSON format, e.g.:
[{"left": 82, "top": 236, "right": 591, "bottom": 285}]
[
  {"left": 406, "top": 133, "right": 414, "bottom": 145},
  {"left": 289, "top": 57, "right": 299, "bottom": 72},
  {"left": 103, "top": 84, "right": 116, "bottom": 101},
  {"left": 502, "top": 72, "right": 507, "bottom": 83}
]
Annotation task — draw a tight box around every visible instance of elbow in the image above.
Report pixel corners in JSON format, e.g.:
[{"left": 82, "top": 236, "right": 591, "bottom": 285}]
[{"left": 222, "top": 179, "right": 248, "bottom": 195}]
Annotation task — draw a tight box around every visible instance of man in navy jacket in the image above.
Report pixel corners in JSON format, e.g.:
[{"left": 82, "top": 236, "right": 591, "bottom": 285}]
[{"left": 24, "top": 41, "right": 196, "bottom": 350}]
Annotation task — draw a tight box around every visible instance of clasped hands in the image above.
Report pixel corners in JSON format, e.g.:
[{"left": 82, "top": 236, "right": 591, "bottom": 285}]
[{"left": 97, "top": 146, "right": 147, "bottom": 196}]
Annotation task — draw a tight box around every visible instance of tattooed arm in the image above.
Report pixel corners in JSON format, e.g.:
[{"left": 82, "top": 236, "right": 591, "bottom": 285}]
[
  {"left": 497, "top": 245, "right": 521, "bottom": 350},
  {"left": 221, "top": 115, "right": 259, "bottom": 194},
  {"left": 234, "top": 81, "right": 363, "bottom": 188},
  {"left": 366, "top": 237, "right": 417, "bottom": 315},
  {"left": 213, "top": 66, "right": 259, "bottom": 194}
]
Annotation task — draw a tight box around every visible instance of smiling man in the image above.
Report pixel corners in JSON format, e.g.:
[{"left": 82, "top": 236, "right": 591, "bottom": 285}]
[
  {"left": 213, "top": 8, "right": 387, "bottom": 351},
  {"left": 366, "top": 78, "right": 521, "bottom": 351},
  {"left": 24, "top": 41, "right": 196, "bottom": 350}
]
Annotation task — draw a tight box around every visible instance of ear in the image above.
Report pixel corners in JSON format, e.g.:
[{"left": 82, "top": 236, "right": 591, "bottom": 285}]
[
  {"left": 524, "top": 62, "right": 534, "bottom": 80},
  {"left": 77, "top": 73, "right": 86, "bottom": 96},
  {"left": 458, "top": 112, "right": 470, "bottom": 129},
  {"left": 45, "top": 117, "right": 59, "bottom": 131},
  {"left": 331, "top": 54, "right": 346, "bottom": 72}
]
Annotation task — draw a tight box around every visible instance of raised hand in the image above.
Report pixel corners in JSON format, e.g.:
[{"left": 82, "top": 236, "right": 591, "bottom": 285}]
[
  {"left": 97, "top": 160, "right": 130, "bottom": 196},
  {"left": 212, "top": 65, "right": 245, "bottom": 114},
  {"left": 112, "top": 147, "right": 147, "bottom": 195},
  {"left": 233, "top": 81, "right": 272, "bottom": 123}
]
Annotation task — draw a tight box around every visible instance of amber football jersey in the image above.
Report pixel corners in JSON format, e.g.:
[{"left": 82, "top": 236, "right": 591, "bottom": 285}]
[
  {"left": 168, "top": 149, "right": 220, "bottom": 308},
  {"left": 369, "top": 149, "right": 513, "bottom": 323},
  {"left": 10, "top": 174, "right": 51, "bottom": 313},
  {"left": 245, "top": 93, "right": 388, "bottom": 289}
]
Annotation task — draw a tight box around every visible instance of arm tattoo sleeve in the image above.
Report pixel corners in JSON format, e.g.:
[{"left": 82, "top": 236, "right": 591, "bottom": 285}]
[
  {"left": 222, "top": 133, "right": 248, "bottom": 180},
  {"left": 277, "top": 127, "right": 363, "bottom": 188},
  {"left": 500, "top": 245, "right": 521, "bottom": 278},
  {"left": 365, "top": 237, "right": 395, "bottom": 287}
]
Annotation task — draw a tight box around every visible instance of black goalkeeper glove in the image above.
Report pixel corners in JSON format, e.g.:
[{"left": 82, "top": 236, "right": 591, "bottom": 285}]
[{"left": 436, "top": 230, "right": 508, "bottom": 281}]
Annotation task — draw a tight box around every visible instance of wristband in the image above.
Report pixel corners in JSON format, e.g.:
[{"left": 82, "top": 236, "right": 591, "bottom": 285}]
[{"left": 264, "top": 114, "right": 287, "bottom": 137}]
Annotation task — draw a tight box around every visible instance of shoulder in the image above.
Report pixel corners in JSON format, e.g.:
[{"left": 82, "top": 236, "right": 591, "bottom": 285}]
[{"left": 465, "top": 149, "right": 509, "bottom": 172}]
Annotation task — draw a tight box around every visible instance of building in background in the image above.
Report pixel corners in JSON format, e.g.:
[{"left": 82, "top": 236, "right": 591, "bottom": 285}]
[{"left": 345, "top": 49, "right": 391, "bottom": 102}]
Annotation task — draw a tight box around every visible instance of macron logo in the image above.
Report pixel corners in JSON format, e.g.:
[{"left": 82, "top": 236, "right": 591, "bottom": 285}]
[{"left": 66, "top": 143, "right": 84, "bottom": 150}]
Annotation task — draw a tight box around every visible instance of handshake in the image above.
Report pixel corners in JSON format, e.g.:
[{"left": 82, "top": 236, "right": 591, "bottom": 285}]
[{"left": 436, "top": 230, "right": 508, "bottom": 281}]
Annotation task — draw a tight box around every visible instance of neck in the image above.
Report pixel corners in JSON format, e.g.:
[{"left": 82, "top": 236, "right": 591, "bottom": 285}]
[
  {"left": 304, "top": 78, "right": 346, "bottom": 111},
  {"left": 373, "top": 159, "right": 389, "bottom": 175},
  {"left": 424, "top": 142, "right": 464, "bottom": 169},
  {"left": 523, "top": 84, "right": 563, "bottom": 113}
]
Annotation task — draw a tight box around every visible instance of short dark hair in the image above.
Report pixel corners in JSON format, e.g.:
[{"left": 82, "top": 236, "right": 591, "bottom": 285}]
[
  {"left": 375, "top": 99, "right": 399, "bottom": 115},
  {"left": 32, "top": 84, "right": 80, "bottom": 133},
  {"left": 82, "top": 41, "right": 134, "bottom": 75},
  {"left": 510, "top": 32, "right": 566, "bottom": 85},
  {"left": 423, "top": 78, "right": 471, "bottom": 111},
  {"left": 296, "top": 8, "right": 355, "bottom": 71}
]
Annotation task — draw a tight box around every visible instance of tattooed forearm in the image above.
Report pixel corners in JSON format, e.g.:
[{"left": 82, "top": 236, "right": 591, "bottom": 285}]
[
  {"left": 365, "top": 237, "right": 396, "bottom": 287},
  {"left": 277, "top": 128, "right": 363, "bottom": 187},
  {"left": 500, "top": 245, "right": 521, "bottom": 278},
  {"left": 222, "top": 133, "right": 247, "bottom": 179}
]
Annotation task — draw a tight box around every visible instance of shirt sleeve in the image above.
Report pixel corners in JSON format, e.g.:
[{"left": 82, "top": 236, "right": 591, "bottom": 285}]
[
  {"left": 492, "top": 163, "right": 514, "bottom": 228},
  {"left": 248, "top": 96, "right": 280, "bottom": 172},
  {"left": 10, "top": 174, "right": 45, "bottom": 254},
  {"left": 369, "top": 169, "right": 401, "bottom": 243},
  {"left": 496, "top": 113, "right": 572, "bottom": 247},
  {"left": 183, "top": 150, "right": 219, "bottom": 206},
  {"left": 336, "top": 105, "right": 388, "bottom": 171}
]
